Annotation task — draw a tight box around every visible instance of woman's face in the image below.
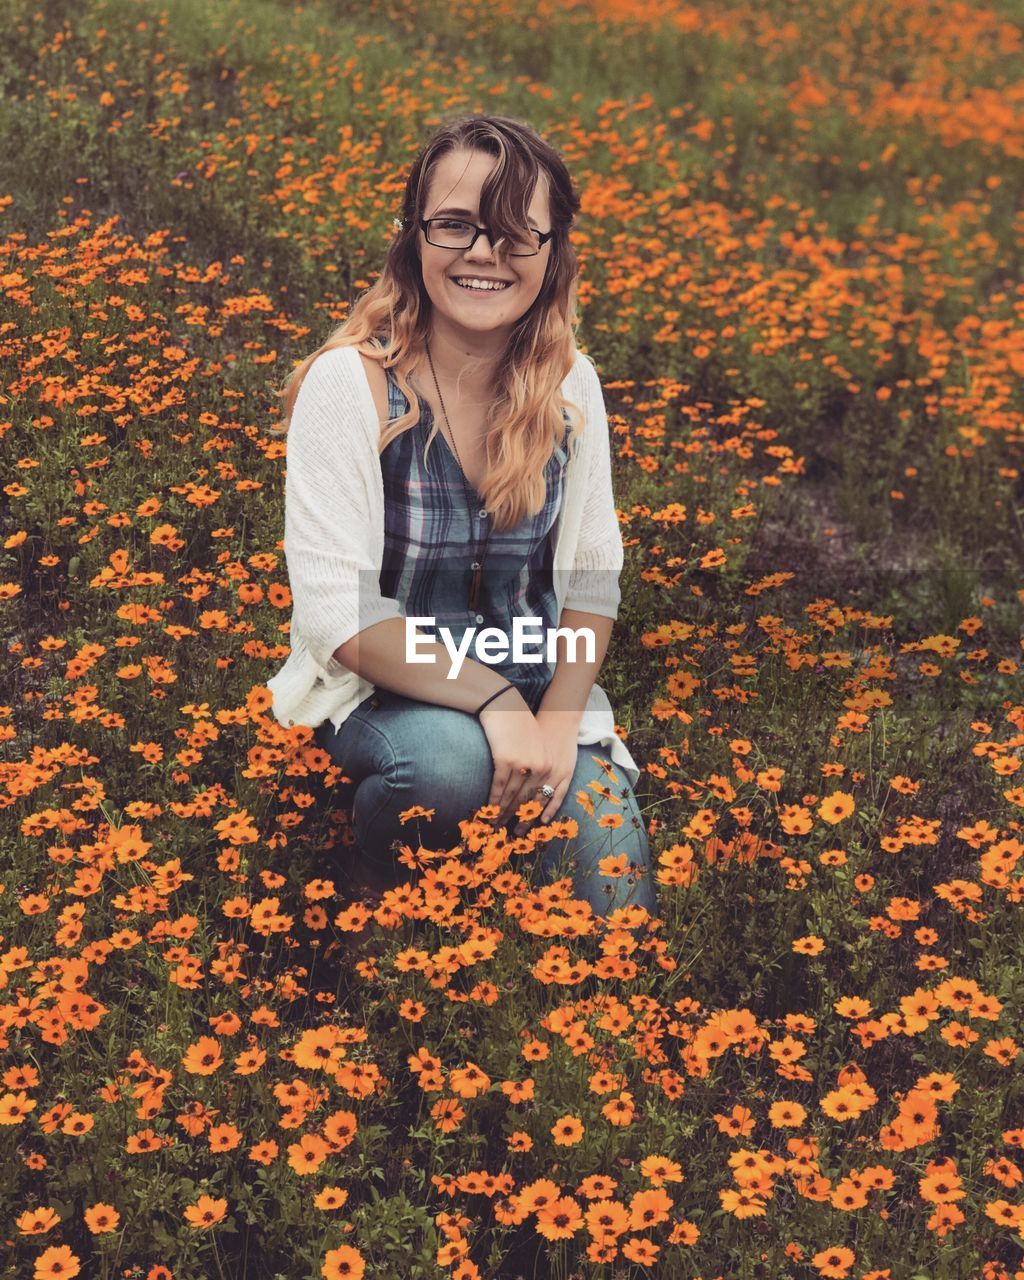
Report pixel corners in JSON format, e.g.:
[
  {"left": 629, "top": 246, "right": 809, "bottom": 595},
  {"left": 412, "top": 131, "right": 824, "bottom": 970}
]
[{"left": 417, "top": 147, "right": 553, "bottom": 346}]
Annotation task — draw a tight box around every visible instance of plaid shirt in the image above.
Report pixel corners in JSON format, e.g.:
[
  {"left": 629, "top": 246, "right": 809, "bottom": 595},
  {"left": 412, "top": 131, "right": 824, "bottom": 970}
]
[{"left": 379, "top": 365, "right": 569, "bottom": 708}]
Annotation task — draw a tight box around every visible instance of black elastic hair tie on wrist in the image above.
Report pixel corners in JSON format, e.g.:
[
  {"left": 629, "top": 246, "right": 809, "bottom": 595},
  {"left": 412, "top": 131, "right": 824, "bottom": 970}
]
[{"left": 473, "top": 682, "right": 516, "bottom": 719}]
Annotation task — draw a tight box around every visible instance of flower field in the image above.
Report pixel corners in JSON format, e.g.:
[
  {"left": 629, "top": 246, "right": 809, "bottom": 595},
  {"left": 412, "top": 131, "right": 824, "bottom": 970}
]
[{"left": 1, "top": 0, "right": 1023, "bottom": 1277}]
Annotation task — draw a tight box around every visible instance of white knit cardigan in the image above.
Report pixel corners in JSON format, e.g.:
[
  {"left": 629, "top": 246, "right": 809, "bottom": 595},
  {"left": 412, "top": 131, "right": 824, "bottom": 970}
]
[{"left": 267, "top": 342, "right": 642, "bottom": 789}]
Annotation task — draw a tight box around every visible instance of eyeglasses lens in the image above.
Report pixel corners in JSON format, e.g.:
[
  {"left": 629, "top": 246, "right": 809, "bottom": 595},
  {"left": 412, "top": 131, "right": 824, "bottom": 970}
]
[{"left": 427, "top": 219, "right": 540, "bottom": 256}]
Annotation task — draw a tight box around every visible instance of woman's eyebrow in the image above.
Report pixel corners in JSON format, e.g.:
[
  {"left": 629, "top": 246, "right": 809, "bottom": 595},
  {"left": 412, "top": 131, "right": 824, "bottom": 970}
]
[{"left": 434, "top": 205, "right": 541, "bottom": 227}]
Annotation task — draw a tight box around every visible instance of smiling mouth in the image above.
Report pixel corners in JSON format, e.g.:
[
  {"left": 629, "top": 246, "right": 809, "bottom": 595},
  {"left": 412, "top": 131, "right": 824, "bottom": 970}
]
[{"left": 451, "top": 277, "right": 514, "bottom": 292}]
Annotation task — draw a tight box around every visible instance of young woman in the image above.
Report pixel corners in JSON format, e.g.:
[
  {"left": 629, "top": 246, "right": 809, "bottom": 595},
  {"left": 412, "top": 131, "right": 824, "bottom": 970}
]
[{"left": 267, "top": 113, "right": 656, "bottom": 920}]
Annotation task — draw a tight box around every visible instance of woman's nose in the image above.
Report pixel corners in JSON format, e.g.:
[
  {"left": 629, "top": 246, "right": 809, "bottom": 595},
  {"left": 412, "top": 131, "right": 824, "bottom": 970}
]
[{"left": 465, "top": 232, "right": 505, "bottom": 262}]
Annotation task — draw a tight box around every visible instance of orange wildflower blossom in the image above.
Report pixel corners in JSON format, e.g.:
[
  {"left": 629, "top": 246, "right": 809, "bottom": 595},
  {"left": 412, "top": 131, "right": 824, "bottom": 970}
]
[
  {"left": 501, "top": 1076, "right": 535, "bottom": 1104},
  {"left": 817, "top": 791, "right": 855, "bottom": 824},
  {"left": 430, "top": 1098, "right": 465, "bottom": 1133},
  {"left": 449, "top": 1062, "right": 492, "bottom": 1098},
  {"left": 719, "top": 1187, "right": 768, "bottom": 1218},
  {"left": 314, "top": 1186, "right": 349, "bottom": 1211},
  {"left": 30, "top": 1248, "right": 81, "bottom": 1280},
  {"left": 287, "top": 1133, "right": 331, "bottom": 1175},
  {"left": 535, "top": 1195, "right": 584, "bottom": 1241},
  {"left": 17, "top": 1206, "right": 61, "bottom": 1235},
  {"left": 621, "top": 1236, "right": 660, "bottom": 1264},
  {"left": 81, "top": 1203, "right": 119, "bottom": 1233},
  {"left": 578, "top": 1173, "right": 619, "bottom": 1200},
  {"left": 514, "top": 1178, "right": 561, "bottom": 1217},
  {"left": 184, "top": 1195, "right": 227, "bottom": 1228},
  {"left": 181, "top": 1035, "right": 224, "bottom": 1075},
  {"left": 551, "top": 1114, "right": 585, "bottom": 1146},
  {"left": 628, "top": 1187, "right": 674, "bottom": 1230},
  {"left": 322, "top": 1244, "right": 366, "bottom": 1279},
  {"left": 601, "top": 1091, "right": 636, "bottom": 1126},
  {"left": 585, "top": 1197, "right": 630, "bottom": 1240},
  {"left": 639, "top": 1154, "right": 684, "bottom": 1185}
]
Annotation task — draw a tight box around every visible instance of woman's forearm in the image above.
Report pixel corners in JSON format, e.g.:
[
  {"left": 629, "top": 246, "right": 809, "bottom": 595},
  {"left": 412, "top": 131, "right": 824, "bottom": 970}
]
[
  {"left": 536, "top": 608, "right": 613, "bottom": 729},
  {"left": 334, "top": 618, "right": 524, "bottom": 715}
]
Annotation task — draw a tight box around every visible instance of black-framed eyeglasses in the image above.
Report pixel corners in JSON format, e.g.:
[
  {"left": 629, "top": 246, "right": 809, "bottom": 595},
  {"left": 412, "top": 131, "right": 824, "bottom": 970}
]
[{"left": 417, "top": 217, "right": 554, "bottom": 257}]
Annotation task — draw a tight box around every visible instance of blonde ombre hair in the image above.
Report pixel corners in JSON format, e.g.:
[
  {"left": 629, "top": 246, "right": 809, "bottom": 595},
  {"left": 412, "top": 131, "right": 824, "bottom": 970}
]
[{"left": 272, "top": 113, "right": 587, "bottom": 533}]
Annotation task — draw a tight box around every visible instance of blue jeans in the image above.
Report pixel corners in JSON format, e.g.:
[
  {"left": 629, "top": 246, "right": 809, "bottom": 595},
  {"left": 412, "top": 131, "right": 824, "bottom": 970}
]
[{"left": 313, "top": 687, "right": 657, "bottom": 918}]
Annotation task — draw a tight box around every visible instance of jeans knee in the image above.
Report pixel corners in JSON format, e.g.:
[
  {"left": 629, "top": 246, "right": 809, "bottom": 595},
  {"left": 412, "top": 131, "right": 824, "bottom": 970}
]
[
  {"left": 370, "top": 704, "right": 493, "bottom": 826},
  {"left": 409, "top": 731, "right": 493, "bottom": 825}
]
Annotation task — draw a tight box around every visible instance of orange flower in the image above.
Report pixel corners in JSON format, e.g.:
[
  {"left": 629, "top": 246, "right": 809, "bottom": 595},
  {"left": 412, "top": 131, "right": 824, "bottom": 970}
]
[
  {"left": 314, "top": 1186, "right": 349, "bottom": 1211},
  {"left": 449, "top": 1062, "right": 491, "bottom": 1099},
  {"left": 32, "top": 1246, "right": 81, "bottom": 1279},
  {"left": 430, "top": 1098, "right": 465, "bottom": 1132},
  {"left": 808, "top": 1244, "right": 855, "bottom": 1274},
  {"left": 639, "top": 1155, "right": 684, "bottom": 1186},
  {"left": 628, "top": 1188, "right": 673, "bottom": 1230},
  {"left": 322, "top": 1244, "right": 365, "bottom": 1279},
  {"left": 181, "top": 1036, "right": 223, "bottom": 1075},
  {"left": 334, "top": 903, "right": 372, "bottom": 933},
  {"left": 601, "top": 1092, "right": 635, "bottom": 1126},
  {"left": 619, "top": 1233, "right": 660, "bottom": 1264},
  {"left": 551, "top": 1115, "right": 585, "bottom": 1146},
  {"left": 287, "top": 1133, "right": 330, "bottom": 1176},
  {"left": 323, "top": 1109, "right": 358, "bottom": 1150},
  {"left": 719, "top": 1188, "right": 767, "bottom": 1218},
  {"left": 818, "top": 791, "right": 855, "bottom": 824},
  {"left": 586, "top": 1241, "right": 617, "bottom": 1263},
  {"left": 621, "top": 1236, "right": 659, "bottom": 1264},
  {"left": 515, "top": 1179, "right": 560, "bottom": 1214},
  {"left": 584, "top": 1198, "right": 629, "bottom": 1240},
  {"left": 292, "top": 1026, "right": 345, "bottom": 1072},
  {"left": 83, "top": 1203, "right": 120, "bottom": 1234},
  {"left": 535, "top": 1196, "right": 583, "bottom": 1241},
  {"left": 183, "top": 1195, "right": 227, "bottom": 1229},
  {"left": 578, "top": 1174, "right": 619, "bottom": 1200},
  {"left": 500, "top": 1077, "right": 535, "bottom": 1104},
  {"left": 779, "top": 804, "right": 813, "bottom": 835}
]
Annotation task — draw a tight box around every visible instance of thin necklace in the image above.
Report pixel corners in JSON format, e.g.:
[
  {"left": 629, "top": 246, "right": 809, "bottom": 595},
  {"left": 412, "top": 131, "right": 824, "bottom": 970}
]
[{"left": 425, "top": 342, "right": 493, "bottom": 614}]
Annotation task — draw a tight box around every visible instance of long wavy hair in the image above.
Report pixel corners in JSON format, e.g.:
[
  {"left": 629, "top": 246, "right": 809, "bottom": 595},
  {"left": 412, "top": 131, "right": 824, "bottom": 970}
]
[{"left": 270, "top": 113, "right": 585, "bottom": 532}]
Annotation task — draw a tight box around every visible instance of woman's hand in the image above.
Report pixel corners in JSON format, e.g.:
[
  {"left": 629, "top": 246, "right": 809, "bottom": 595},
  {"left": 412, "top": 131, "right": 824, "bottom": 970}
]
[
  {"left": 517, "top": 716, "right": 581, "bottom": 834},
  {"left": 513, "top": 712, "right": 580, "bottom": 836},
  {"left": 478, "top": 690, "right": 552, "bottom": 832}
]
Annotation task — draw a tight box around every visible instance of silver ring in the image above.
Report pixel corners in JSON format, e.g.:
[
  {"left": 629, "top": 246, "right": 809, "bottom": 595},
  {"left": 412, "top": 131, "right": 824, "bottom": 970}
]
[{"left": 537, "top": 784, "right": 555, "bottom": 800}]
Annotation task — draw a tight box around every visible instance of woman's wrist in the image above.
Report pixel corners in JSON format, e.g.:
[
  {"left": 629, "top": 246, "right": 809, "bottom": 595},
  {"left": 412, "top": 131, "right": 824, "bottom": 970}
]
[
  {"left": 476, "top": 682, "right": 529, "bottom": 722},
  {"left": 474, "top": 682, "right": 516, "bottom": 718},
  {"left": 535, "top": 704, "right": 584, "bottom": 736}
]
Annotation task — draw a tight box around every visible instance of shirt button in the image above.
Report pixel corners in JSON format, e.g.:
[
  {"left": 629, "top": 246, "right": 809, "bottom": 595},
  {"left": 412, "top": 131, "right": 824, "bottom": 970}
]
[
  {"left": 474, "top": 614, "right": 484, "bottom": 625},
  {"left": 478, "top": 509, "right": 488, "bottom": 519}
]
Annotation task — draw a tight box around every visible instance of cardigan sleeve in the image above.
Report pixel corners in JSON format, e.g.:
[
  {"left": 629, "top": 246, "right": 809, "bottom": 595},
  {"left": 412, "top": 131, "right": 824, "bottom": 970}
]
[
  {"left": 560, "top": 354, "right": 624, "bottom": 620},
  {"left": 282, "top": 348, "right": 404, "bottom": 673}
]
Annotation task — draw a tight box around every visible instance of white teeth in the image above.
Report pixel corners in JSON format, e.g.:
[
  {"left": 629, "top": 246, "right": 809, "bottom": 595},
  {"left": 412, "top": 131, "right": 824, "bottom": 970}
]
[{"left": 453, "top": 278, "right": 511, "bottom": 291}]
